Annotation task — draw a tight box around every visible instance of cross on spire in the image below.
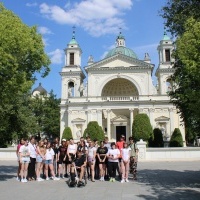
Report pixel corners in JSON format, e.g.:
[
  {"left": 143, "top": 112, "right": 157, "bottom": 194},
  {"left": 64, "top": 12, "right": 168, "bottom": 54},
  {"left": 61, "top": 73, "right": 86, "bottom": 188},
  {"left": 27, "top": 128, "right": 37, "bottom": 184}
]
[{"left": 72, "top": 26, "right": 76, "bottom": 39}]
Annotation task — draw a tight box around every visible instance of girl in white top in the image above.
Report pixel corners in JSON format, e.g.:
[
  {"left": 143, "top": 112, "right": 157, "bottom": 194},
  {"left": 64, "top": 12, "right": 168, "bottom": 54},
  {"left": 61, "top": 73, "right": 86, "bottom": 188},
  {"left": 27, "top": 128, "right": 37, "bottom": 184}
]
[
  {"left": 67, "top": 138, "right": 77, "bottom": 162},
  {"left": 121, "top": 142, "right": 131, "bottom": 183},
  {"left": 106, "top": 142, "right": 120, "bottom": 182},
  {"left": 44, "top": 142, "right": 59, "bottom": 181},
  {"left": 19, "top": 139, "right": 30, "bottom": 183},
  {"left": 88, "top": 141, "right": 96, "bottom": 182}
]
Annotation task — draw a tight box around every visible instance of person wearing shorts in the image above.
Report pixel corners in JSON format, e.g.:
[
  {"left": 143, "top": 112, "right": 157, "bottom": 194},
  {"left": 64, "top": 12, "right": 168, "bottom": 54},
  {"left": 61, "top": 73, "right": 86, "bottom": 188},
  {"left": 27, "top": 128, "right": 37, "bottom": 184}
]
[
  {"left": 19, "top": 139, "right": 30, "bottom": 183},
  {"left": 36, "top": 140, "right": 46, "bottom": 181},
  {"left": 44, "top": 142, "right": 60, "bottom": 181},
  {"left": 57, "top": 139, "right": 67, "bottom": 178},
  {"left": 16, "top": 138, "right": 25, "bottom": 181},
  {"left": 97, "top": 141, "right": 108, "bottom": 181}
]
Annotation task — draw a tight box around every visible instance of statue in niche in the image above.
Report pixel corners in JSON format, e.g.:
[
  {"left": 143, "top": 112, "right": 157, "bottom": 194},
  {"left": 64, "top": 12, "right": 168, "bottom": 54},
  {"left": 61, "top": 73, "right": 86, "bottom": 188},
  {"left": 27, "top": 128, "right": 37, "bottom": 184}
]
[
  {"left": 68, "top": 87, "right": 73, "bottom": 97},
  {"left": 76, "top": 129, "right": 81, "bottom": 139},
  {"left": 79, "top": 83, "right": 85, "bottom": 96},
  {"left": 160, "top": 126, "right": 166, "bottom": 136}
]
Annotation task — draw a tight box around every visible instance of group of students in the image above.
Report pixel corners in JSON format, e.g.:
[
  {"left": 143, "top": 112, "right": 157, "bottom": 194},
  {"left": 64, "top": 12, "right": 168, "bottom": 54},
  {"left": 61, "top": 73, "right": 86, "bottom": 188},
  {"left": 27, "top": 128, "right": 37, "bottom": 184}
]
[{"left": 16, "top": 134, "right": 138, "bottom": 184}]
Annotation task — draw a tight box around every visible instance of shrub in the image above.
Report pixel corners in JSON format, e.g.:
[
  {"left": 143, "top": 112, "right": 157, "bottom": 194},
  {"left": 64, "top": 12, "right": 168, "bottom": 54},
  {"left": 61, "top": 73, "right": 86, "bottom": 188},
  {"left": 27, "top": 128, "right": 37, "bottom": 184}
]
[
  {"left": 83, "top": 121, "right": 104, "bottom": 141},
  {"left": 132, "top": 113, "right": 153, "bottom": 142},
  {"left": 170, "top": 128, "right": 183, "bottom": 147},
  {"left": 153, "top": 128, "right": 164, "bottom": 147},
  {"left": 62, "top": 127, "right": 73, "bottom": 140}
]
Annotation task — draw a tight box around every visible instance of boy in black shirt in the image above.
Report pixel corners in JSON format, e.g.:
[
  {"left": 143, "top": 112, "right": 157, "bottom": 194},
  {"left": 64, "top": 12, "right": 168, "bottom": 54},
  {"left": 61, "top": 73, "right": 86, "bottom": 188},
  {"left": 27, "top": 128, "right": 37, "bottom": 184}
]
[{"left": 69, "top": 151, "right": 86, "bottom": 187}]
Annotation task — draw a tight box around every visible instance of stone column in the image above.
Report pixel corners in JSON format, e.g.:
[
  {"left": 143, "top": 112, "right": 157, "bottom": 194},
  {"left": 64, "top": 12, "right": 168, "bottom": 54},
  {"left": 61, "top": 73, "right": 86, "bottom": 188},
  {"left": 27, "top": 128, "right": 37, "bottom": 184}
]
[
  {"left": 169, "top": 108, "right": 174, "bottom": 136},
  {"left": 97, "top": 110, "right": 102, "bottom": 127},
  {"left": 107, "top": 109, "right": 111, "bottom": 141},
  {"left": 67, "top": 110, "right": 72, "bottom": 127},
  {"left": 149, "top": 108, "right": 155, "bottom": 128},
  {"left": 129, "top": 109, "right": 134, "bottom": 136},
  {"left": 60, "top": 110, "right": 65, "bottom": 141}
]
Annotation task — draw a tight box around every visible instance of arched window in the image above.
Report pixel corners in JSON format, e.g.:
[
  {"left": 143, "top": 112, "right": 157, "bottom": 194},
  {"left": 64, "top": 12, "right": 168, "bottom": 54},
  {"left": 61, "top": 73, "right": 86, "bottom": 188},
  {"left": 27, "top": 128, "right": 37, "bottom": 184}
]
[
  {"left": 68, "top": 81, "right": 74, "bottom": 97},
  {"left": 166, "top": 78, "right": 173, "bottom": 93}
]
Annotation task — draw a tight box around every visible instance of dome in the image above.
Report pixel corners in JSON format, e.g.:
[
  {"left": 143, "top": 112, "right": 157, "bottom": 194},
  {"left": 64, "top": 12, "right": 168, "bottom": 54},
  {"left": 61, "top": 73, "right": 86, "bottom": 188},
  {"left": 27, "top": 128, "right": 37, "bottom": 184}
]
[
  {"left": 69, "top": 38, "right": 78, "bottom": 45},
  {"left": 32, "top": 83, "right": 47, "bottom": 95},
  {"left": 105, "top": 46, "right": 138, "bottom": 59},
  {"left": 162, "top": 33, "right": 170, "bottom": 41}
]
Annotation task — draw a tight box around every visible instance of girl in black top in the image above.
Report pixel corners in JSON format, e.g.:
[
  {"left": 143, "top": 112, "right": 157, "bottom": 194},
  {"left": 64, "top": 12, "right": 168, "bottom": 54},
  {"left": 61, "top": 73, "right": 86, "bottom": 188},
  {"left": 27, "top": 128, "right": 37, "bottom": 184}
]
[{"left": 97, "top": 141, "right": 108, "bottom": 181}]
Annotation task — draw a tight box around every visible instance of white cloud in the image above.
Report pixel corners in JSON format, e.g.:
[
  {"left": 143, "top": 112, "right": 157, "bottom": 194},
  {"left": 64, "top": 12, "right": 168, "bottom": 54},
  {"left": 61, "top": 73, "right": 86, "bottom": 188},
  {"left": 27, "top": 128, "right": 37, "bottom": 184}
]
[
  {"left": 38, "top": 26, "right": 53, "bottom": 35},
  {"left": 39, "top": 0, "right": 133, "bottom": 37},
  {"left": 42, "top": 37, "right": 49, "bottom": 46},
  {"left": 26, "top": 2, "right": 38, "bottom": 7},
  {"left": 48, "top": 49, "right": 63, "bottom": 64}
]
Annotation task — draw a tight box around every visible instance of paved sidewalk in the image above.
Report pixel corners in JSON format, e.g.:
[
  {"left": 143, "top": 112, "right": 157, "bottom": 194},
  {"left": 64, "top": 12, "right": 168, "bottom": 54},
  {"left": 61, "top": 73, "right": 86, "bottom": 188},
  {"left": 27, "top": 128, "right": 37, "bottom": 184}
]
[{"left": 0, "top": 161, "right": 200, "bottom": 200}]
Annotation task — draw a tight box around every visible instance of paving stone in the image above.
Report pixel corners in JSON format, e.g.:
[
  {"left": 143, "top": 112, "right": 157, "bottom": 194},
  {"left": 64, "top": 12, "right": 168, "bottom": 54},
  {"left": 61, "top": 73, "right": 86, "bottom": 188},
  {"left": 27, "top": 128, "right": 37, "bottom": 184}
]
[{"left": 0, "top": 161, "right": 200, "bottom": 200}]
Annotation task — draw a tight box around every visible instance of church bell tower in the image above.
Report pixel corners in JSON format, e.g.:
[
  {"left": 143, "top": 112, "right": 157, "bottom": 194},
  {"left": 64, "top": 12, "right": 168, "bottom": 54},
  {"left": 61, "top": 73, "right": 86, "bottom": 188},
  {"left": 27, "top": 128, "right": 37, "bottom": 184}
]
[
  {"left": 156, "top": 32, "right": 175, "bottom": 95},
  {"left": 60, "top": 29, "right": 85, "bottom": 99}
]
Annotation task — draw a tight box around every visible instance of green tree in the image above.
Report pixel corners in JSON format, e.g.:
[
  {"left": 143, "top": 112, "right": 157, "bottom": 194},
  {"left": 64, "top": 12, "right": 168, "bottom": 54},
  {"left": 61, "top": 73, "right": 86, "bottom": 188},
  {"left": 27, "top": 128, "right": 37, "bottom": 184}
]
[
  {"left": 170, "top": 128, "right": 183, "bottom": 147},
  {"left": 160, "top": 0, "right": 200, "bottom": 36},
  {"left": 31, "top": 91, "right": 60, "bottom": 139},
  {"left": 132, "top": 114, "right": 153, "bottom": 142},
  {"left": 0, "top": 4, "right": 50, "bottom": 145},
  {"left": 169, "top": 18, "right": 200, "bottom": 138},
  {"left": 83, "top": 121, "right": 104, "bottom": 141},
  {"left": 62, "top": 127, "right": 73, "bottom": 140},
  {"left": 161, "top": 1, "right": 200, "bottom": 140},
  {"left": 0, "top": 4, "right": 50, "bottom": 102},
  {"left": 42, "top": 91, "right": 60, "bottom": 138}
]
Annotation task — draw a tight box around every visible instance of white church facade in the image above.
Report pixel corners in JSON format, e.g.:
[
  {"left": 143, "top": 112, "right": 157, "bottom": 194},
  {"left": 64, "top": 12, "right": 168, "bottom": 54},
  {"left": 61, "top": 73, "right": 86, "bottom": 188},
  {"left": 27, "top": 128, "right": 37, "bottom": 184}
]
[{"left": 59, "top": 31, "right": 185, "bottom": 143}]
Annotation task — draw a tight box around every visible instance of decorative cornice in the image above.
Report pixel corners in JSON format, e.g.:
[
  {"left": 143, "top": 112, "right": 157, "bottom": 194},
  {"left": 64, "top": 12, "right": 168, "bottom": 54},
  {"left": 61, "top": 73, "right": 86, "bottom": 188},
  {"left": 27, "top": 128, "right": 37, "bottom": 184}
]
[
  {"left": 87, "top": 66, "right": 152, "bottom": 73},
  {"left": 85, "top": 53, "right": 152, "bottom": 71}
]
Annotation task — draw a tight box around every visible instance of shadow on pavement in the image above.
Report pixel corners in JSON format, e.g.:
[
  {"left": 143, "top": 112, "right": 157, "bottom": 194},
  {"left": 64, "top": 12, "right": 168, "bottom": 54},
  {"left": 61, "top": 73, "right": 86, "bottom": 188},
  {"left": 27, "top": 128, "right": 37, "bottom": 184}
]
[
  {"left": 135, "top": 169, "right": 200, "bottom": 200},
  {"left": 0, "top": 165, "right": 17, "bottom": 181}
]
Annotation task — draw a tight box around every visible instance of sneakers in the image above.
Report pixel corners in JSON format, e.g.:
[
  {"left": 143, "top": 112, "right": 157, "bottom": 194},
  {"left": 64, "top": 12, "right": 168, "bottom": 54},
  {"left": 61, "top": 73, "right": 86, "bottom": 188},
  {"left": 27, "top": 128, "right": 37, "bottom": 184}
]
[
  {"left": 121, "top": 179, "right": 125, "bottom": 183},
  {"left": 21, "top": 178, "right": 27, "bottom": 183},
  {"left": 46, "top": 177, "right": 50, "bottom": 181},
  {"left": 52, "top": 177, "right": 60, "bottom": 181},
  {"left": 77, "top": 181, "right": 84, "bottom": 187},
  {"left": 37, "top": 178, "right": 44, "bottom": 182},
  {"left": 125, "top": 179, "right": 129, "bottom": 183},
  {"left": 109, "top": 178, "right": 116, "bottom": 182},
  {"left": 16, "top": 177, "right": 20, "bottom": 181},
  {"left": 100, "top": 177, "right": 104, "bottom": 181}
]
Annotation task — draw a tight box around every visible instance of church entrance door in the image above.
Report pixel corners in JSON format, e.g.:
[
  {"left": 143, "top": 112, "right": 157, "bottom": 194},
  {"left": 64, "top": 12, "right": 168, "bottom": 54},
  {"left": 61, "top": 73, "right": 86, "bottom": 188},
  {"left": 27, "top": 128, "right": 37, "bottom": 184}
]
[{"left": 116, "top": 126, "right": 126, "bottom": 142}]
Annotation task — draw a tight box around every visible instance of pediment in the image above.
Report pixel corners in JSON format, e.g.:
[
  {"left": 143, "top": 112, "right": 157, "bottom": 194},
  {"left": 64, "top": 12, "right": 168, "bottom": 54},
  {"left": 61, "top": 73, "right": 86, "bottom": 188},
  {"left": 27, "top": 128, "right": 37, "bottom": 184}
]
[
  {"left": 71, "top": 118, "right": 86, "bottom": 123},
  {"left": 111, "top": 115, "right": 128, "bottom": 122},
  {"left": 85, "top": 54, "right": 151, "bottom": 71},
  {"left": 155, "top": 116, "right": 170, "bottom": 121}
]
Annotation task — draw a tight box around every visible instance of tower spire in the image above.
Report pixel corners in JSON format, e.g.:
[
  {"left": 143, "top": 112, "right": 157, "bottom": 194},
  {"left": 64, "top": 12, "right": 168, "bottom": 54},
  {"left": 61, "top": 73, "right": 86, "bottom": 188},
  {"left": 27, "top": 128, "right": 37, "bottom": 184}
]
[
  {"left": 72, "top": 26, "right": 76, "bottom": 39},
  {"left": 116, "top": 28, "right": 125, "bottom": 47}
]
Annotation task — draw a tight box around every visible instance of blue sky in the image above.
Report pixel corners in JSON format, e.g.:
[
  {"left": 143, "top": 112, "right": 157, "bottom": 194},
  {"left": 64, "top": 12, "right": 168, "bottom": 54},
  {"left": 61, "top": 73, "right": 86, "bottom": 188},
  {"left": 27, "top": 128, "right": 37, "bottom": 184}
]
[{"left": 2, "top": 0, "right": 168, "bottom": 98}]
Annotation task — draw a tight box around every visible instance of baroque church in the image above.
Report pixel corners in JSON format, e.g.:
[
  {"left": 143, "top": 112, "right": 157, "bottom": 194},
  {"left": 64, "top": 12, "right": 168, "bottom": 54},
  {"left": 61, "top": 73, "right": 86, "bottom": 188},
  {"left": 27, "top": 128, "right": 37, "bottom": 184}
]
[{"left": 59, "top": 31, "right": 185, "bottom": 144}]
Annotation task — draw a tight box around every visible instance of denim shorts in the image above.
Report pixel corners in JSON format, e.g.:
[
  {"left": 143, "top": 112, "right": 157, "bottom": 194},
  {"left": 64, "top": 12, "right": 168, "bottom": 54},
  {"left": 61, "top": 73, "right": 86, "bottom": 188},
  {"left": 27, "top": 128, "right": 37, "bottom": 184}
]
[
  {"left": 21, "top": 157, "right": 30, "bottom": 163},
  {"left": 44, "top": 160, "right": 53, "bottom": 165},
  {"left": 36, "top": 155, "right": 43, "bottom": 163}
]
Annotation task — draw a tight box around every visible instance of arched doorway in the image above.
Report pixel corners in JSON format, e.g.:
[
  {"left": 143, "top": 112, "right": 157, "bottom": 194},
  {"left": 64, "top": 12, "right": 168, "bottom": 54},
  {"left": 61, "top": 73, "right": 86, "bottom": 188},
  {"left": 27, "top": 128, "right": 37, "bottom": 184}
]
[{"left": 101, "top": 78, "right": 139, "bottom": 96}]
